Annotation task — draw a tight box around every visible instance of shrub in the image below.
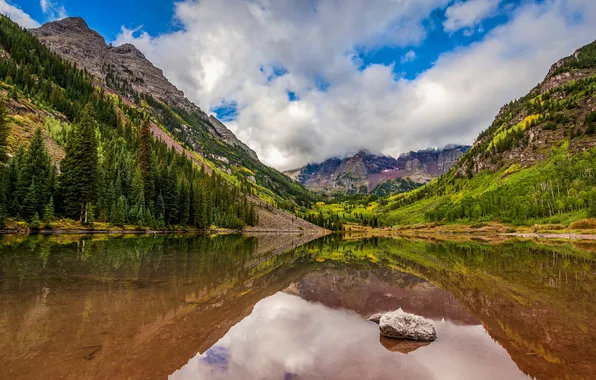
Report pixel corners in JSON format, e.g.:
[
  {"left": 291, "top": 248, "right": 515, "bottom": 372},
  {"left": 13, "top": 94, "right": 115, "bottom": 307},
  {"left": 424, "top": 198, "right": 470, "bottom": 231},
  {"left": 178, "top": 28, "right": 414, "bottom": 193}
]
[{"left": 569, "top": 219, "right": 596, "bottom": 230}]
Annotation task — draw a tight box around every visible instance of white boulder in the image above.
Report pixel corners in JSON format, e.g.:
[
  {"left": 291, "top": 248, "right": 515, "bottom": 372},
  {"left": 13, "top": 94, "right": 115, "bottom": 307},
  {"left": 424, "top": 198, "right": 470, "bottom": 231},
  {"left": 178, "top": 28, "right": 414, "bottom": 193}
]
[{"left": 377, "top": 308, "right": 437, "bottom": 341}]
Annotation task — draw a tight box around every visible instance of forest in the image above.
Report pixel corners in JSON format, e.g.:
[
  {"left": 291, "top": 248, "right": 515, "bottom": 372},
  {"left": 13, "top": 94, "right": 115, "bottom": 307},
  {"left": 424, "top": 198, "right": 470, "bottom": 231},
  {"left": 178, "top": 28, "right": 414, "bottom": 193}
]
[{"left": 0, "top": 16, "right": 257, "bottom": 230}]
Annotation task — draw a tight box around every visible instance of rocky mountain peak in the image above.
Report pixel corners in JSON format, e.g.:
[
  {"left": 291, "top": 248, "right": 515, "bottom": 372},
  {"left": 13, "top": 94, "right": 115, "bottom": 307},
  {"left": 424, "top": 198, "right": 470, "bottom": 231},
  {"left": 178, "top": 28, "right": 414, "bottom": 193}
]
[
  {"left": 30, "top": 17, "right": 259, "bottom": 160},
  {"left": 285, "top": 145, "right": 470, "bottom": 195},
  {"left": 111, "top": 43, "right": 148, "bottom": 60}
]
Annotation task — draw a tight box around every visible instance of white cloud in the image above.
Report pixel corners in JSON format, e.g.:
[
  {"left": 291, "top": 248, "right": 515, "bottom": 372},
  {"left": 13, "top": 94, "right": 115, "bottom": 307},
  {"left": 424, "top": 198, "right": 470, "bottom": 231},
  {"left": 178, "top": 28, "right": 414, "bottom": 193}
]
[
  {"left": 0, "top": 0, "right": 40, "bottom": 28},
  {"left": 115, "top": 0, "right": 596, "bottom": 170},
  {"left": 40, "top": 0, "right": 67, "bottom": 21},
  {"left": 443, "top": 0, "right": 500, "bottom": 33},
  {"left": 400, "top": 50, "right": 417, "bottom": 64}
]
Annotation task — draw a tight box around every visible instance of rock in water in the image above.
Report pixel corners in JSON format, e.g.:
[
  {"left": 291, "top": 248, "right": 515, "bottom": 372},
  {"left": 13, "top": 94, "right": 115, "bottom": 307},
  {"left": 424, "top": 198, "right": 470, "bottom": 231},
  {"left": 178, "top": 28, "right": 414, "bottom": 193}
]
[
  {"left": 367, "top": 313, "right": 384, "bottom": 324},
  {"left": 378, "top": 308, "right": 437, "bottom": 341}
]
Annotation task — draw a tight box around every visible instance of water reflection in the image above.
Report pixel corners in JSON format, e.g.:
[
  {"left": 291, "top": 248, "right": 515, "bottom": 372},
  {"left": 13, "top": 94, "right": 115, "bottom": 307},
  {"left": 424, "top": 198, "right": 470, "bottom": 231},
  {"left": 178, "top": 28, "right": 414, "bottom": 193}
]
[
  {"left": 0, "top": 234, "right": 595, "bottom": 379},
  {"left": 172, "top": 292, "right": 528, "bottom": 380}
]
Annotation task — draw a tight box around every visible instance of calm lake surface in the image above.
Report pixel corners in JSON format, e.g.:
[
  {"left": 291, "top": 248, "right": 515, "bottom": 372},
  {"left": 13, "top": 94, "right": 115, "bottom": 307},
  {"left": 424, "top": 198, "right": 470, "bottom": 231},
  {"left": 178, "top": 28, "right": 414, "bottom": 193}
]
[{"left": 1, "top": 234, "right": 595, "bottom": 380}]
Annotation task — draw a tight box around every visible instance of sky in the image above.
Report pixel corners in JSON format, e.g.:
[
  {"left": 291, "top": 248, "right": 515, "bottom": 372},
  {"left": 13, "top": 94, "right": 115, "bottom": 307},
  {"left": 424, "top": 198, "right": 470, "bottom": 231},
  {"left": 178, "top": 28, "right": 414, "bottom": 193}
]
[{"left": 3, "top": 0, "right": 596, "bottom": 170}]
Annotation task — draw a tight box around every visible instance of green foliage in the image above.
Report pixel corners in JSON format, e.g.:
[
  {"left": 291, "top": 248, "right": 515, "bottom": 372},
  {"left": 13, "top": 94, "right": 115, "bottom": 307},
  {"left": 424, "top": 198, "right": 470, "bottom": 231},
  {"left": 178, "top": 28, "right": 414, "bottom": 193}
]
[
  {"left": 43, "top": 196, "right": 55, "bottom": 222},
  {"left": 589, "top": 191, "right": 596, "bottom": 218},
  {"left": 585, "top": 111, "right": 596, "bottom": 135},
  {"left": 0, "top": 97, "right": 8, "bottom": 163},
  {"left": 385, "top": 146, "right": 596, "bottom": 226},
  {"left": 371, "top": 178, "right": 422, "bottom": 197},
  {"left": 28, "top": 212, "right": 41, "bottom": 229},
  {"left": 551, "top": 41, "right": 596, "bottom": 76},
  {"left": 0, "top": 15, "right": 258, "bottom": 230},
  {"left": 60, "top": 104, "right": 99, "bottom": 222},
  {"left": 44, "top": 116, "right": 71, "bottom": 145}
]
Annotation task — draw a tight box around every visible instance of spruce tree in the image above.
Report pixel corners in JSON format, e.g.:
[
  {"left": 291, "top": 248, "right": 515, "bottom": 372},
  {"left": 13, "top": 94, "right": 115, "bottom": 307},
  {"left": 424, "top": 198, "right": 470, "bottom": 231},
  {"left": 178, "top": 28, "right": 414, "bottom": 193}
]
[
  {"left": 111, "top": 195, "right": 127, "bottom": 225},
  {"left": 138, "top": 119, "right": 155, "bottom": 206},
  {"left": 43, "top": 196, "right": 55, "bottom": 221},
  {"left": 21, "top": 180, "right": 39, "bottom": 221},
  {"left": 60, "top": 104, "right": 98, "bottom": 223},
  {"left": 0, "top": 97, "right": 9, "bottom": 163},
  {"left": 156, "top": 192, "right": 165, "bottom": 224},
  {"left": 21, "top": 128, "right": 52, "bottom": 216}
]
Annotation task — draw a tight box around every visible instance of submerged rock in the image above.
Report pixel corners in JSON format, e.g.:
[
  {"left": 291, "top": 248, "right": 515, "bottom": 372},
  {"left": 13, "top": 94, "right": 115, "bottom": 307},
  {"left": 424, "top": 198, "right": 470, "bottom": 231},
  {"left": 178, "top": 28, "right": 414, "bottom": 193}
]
[
  {"left": 375, "top": 308, "right": 437, "bottom": 341},
  {"left": 379, "top": 336, "right": 431, "bottom": 354}
]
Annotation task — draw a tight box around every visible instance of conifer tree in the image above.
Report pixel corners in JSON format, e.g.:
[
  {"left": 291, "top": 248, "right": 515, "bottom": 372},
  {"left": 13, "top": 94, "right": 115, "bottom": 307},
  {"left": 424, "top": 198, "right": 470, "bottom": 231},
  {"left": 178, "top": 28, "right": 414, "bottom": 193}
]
[
  {"left": 21, "top": 180, "right": 39, "bottom": 221},
  {"left": 138, "top": 119, "right": 155, "bottom": 206},
  {"left": 43, "top": 196, "right": 55, "bottom": 221},
  {"left": 21, "top": 128, "right": 52, "bottom": 216},
  {"left": 60, "top": 104, "right": 98, "bottom": 223},
  {"left": 156, "top": 192, "right": 165, "bottom": 223},
  {"left": 111, "top": 195, "right": 127, "bottom": 225},
  {"left": 0, "top": 97, "right": 9, "bottom": 163}
]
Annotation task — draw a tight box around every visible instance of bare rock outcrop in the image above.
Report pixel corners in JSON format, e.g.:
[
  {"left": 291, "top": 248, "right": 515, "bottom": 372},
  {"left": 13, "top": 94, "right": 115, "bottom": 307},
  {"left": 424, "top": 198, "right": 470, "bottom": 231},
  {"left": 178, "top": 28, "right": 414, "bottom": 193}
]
[{"left": 31, "top": 17, "right": 258, "bottom": 159}]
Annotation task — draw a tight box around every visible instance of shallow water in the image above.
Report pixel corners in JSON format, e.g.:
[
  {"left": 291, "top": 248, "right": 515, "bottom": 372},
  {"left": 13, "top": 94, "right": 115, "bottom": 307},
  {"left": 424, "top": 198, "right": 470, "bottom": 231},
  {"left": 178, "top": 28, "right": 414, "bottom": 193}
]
[{"left": 0, "top": 234, "right": 595, "bottom": 379}]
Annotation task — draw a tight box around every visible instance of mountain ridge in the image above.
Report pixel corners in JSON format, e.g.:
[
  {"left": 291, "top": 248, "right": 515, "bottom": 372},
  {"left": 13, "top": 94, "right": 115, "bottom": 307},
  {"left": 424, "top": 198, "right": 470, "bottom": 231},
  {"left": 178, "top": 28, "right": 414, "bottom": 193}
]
[
  {"left": 31, "top": 17, "right": 259, "bottom": 161},
  {"left": 29, "top": 16, "right": 317, "bottom": 212},
  {"left": 285, "top": 145, "right": 469, "bottom": 195}
]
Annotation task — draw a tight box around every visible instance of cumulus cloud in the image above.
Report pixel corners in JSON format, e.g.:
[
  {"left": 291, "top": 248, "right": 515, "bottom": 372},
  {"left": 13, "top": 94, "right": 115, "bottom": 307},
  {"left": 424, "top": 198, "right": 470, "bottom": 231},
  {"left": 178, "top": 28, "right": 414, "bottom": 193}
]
[
  {"left": 40, "top": 0, "right": 67, "bottom": 21},
  {"left": 443, "top": 0, "right": 500, "bottom": 33},
  {"left": 0, "top": 0, "right": 40, "bottom": 28},
  {"left": 115, "top": 0, "right": 596, "bottom": 170},
  {"left": 400, "top": 50, "right": 417, "bottom": 64}
]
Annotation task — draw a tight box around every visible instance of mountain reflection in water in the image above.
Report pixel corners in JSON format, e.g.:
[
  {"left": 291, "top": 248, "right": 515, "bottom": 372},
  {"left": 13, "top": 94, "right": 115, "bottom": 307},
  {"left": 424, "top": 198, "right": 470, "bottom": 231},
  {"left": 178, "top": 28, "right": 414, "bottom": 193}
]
[
  {"left": 0, "top": 234, "right": 595, "bottom": 379},
  {"left": 171, "top": 292, "right": 528, "bottom": 380}
]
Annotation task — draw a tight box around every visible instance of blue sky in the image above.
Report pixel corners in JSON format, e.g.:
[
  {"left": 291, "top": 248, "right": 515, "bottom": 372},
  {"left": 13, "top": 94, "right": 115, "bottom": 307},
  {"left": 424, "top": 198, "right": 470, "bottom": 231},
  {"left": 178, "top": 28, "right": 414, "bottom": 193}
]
[
  {"left": 13, "top": 0, "right": 524, "bottom": 81},
  {"left": 3, "top": 0, "right": 596, "bottom": 169}
]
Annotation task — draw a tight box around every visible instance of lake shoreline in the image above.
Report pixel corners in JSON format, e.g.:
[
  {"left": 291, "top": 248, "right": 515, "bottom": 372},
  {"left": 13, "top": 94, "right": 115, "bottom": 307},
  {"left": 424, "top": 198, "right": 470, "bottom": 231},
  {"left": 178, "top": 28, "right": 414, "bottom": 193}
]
[
  {"left": 0, "top": 226, "right": 329, "bottom": 236},
  {"left": 342, "top": 221, "right": 596, "bottom": 241}
]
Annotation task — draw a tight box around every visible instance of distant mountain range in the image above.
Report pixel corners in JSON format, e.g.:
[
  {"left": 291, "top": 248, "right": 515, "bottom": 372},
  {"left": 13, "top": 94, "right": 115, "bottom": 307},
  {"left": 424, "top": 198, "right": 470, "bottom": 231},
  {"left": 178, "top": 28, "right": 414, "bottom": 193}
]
[{"left": 284, "top": 145, "right": 470, "bottom": 195}]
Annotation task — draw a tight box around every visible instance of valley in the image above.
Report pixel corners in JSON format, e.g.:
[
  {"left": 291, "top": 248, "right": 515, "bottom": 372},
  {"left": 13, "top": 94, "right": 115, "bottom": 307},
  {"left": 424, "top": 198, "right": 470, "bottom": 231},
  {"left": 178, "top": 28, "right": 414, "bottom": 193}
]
[
  {"left": 1, "top": 3, "right": 596, "bottom": 380},
  {"left": 1, "top": 15, "right": 595, "bottom": 235}
]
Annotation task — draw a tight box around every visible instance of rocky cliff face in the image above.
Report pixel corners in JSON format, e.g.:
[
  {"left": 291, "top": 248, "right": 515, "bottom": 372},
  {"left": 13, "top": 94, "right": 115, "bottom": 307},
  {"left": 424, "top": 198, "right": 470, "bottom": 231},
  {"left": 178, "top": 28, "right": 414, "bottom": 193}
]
[
  {"left": 285, "top": 146, "right": 469, "bottom": 195},
  {"left": 31, "top": 17, "right": 257, "bottom": 159}
]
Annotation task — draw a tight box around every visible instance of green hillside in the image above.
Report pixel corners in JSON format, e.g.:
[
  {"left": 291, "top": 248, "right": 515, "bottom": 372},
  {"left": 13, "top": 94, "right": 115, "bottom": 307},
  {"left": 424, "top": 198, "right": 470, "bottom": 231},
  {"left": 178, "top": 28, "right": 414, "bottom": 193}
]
[
  {"left": 306, "top": 40, "right": 596, "bottom": 230},
  {"left": 380, "top": 41, "right": 596, "bottom": 227},
  {"left": 0, "top": 16, "right": 314, "bottom": 231}
]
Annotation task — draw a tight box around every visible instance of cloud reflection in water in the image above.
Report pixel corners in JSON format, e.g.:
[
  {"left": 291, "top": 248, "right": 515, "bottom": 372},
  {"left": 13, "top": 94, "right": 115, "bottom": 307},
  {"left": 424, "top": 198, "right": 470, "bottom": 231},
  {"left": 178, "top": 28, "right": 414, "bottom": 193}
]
[{"left": 170, "top": 292, "right": 528, "bottom": 380}]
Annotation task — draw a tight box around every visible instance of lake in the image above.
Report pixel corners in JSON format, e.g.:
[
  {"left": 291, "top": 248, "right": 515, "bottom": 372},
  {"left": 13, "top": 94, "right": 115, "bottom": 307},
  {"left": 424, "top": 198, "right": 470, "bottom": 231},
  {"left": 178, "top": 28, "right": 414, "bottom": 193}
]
[{"left": 1, "top": 233, "right": 595, "bottom": 379}]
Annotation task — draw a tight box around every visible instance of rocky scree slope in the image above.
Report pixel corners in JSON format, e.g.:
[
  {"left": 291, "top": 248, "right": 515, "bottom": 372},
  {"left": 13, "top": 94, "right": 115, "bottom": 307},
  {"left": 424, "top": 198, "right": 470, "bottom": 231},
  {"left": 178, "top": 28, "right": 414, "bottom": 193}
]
[{"left": 31, "top": 17, "right": 258, "bottom": 160}]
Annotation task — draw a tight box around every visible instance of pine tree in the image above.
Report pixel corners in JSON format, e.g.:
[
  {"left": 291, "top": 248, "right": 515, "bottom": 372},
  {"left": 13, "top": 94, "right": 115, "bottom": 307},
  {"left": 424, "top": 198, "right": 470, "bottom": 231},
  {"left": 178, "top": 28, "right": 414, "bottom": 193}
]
[
  {"left": 43, "top": 196, "right": 55, "bottom": 221},
  {"left": 138, "top": 119, "right": 155, "bottom": 206},
  {"left": 131, "top": 166, "right": 145, "bottom": 206},
  {"left": 156, "top": 192, "right": 165, "bottom": 223},
  {"left": 60, "top": 104, "right": 98, "bottom": 223},
  {"left": 29, "top": 212, "right": 41, "bottom": 230},
  {"left": 111, "top": 195, "right": 127, "bottom": 225},
  {"left": 21, "top": 180, "right": 39, "bottom": 221},
  {"left": 21, "top": 128, "right": 52, "bottom": 216},
  {"left": 0, "top": 97, "right": 9, "bottom": 163}
]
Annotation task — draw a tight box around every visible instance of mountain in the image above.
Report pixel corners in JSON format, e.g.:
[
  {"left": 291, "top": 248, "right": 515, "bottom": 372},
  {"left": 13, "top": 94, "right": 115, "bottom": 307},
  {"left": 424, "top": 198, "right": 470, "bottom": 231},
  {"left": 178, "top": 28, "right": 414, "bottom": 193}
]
[
  {"left": 378, "top": 40, "right": 596, "bottom": 226},
  {"left": 32, "top": 17, "right": 317, "bottom": 206},
  {"left": 0, "top": 15, "right": 321, "bottom": 232},
  {"left": 30, "top": 17, "right": 314, "bottom": 210},
  {"left": 285, "top": 146, "right": 469, "bottom": 195},
  {"left": 31, "top": 17, "right": 258, "bottom": 160},
  {"left": 304, "top": 40, "right": 596, "bottom": 230}
]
